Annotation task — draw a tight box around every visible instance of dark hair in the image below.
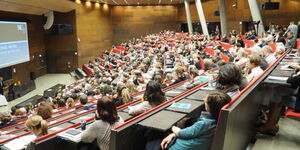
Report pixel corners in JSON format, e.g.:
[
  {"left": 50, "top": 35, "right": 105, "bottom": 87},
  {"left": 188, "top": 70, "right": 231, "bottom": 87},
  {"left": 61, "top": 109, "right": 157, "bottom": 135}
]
[
  {"left": 206, "top": 91, "right": 231, "bottom": 120},
  {"left": 80, "top": 94, "right": 88, "bottom": 105},
  {"left": 37, "top": 102, "right": 53, "bottom": 120},
  {"left": 143, "top": 81, "right": 166, "bottom": 107},
  {"left": 217, "top": 63, "right": 242, "bottom": 86},
  {"left": 71, "top": 93, "right": 78, "bottom": 100},
  {"left": 57, "top": 99, "right": 66, "bottom": 107},
  {"left": 97, "top": 96, "right": 119, "bottom": 124}
]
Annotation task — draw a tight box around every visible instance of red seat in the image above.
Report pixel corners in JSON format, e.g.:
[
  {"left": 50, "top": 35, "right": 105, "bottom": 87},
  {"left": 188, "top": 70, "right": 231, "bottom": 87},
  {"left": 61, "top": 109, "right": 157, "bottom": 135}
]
[
  {"left": 243, "top": 40, "right": 255, "bottom": 48},
  {"left": 199, "top": 59, "right": 205, "bottom": 70},
  {"left": 112, "top": 49, "right": 121, "bottom": 54},
  {"left": 220, "top": 53, "right": 230, "bottom": 62},
  {"left": 82, "top": 65, "right": 94, "bottom": 76},
  {"left": 245, "top": 49, "right": 253, "bottom": 55},
  {"left": 268, "top": 42, "right": 276, "bottom": 53},
  {"left": 296, "top": 40, "right": 300, "bottom": 49},
  {"left": 205, "top": 48, "right": 215, "bottom": 56},
  {"left": 221, "top": 43, "right": 234, "bottom": 50},
  {"left": 285, "top": 109, "right": 300, "bottom": 121}
]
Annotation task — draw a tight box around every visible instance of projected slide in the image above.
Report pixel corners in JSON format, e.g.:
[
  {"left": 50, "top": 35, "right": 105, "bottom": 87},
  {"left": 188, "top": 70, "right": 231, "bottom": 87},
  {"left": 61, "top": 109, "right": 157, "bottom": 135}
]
[{"left": 0, "top": 21, "right": 30, "bottom": 68}]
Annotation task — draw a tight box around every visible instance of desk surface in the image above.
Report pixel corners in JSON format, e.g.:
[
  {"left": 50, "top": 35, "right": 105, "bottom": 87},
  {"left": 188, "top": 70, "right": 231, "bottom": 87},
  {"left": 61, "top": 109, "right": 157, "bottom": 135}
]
[
  {"left": 270, "top": 69, "right": 294, "bottom": 77},
  {"left": 166, "top": 99, "right": 204, "bottom": 114},
  {"left": 186, "top": 90, "right": 208, "bottom": 100},
  {"left": 118, "top": 111, "right": 134, "bottom": 121},
  {"left": 138, "top": 110, "right": 186, "bottom": 131},
  {"left": 165, "top": 89, "right": 186, "bottom": 97},
  {"left": 263, "top": 78, "right": 291, "bottom": 86}
]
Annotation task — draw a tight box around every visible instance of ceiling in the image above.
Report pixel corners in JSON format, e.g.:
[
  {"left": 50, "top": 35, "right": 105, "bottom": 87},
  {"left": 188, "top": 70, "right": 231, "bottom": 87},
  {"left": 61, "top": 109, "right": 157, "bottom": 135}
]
[
  {"left": 89, "top": 0, "right": 195, "bottom": 5},
  {"left": 0, "top": 0, "right": 79, "bottom": 15}
]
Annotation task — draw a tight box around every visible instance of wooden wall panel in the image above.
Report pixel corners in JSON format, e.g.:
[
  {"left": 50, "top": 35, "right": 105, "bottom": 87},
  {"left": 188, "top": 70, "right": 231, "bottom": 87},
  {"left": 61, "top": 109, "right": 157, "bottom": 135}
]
[
  {"left": 45, "top": 11, "right": 78, "bottom": 73},
  {"left": 0, "top": 11, "right": 46, "bottom": 83},
  {"left": 75, "top": 3, "right": 113, "bottom": 66},
  {"left": 111, "top": 6, "right": 180, "bottom": 45},
  {"left": 178, "top": 0, "right": 300, "bottom": 34}
]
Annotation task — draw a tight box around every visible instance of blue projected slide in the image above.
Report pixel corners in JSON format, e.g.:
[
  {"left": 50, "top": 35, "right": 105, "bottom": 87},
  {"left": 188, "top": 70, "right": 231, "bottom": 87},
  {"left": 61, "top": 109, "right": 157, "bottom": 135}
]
[{"left": 0, "top": 21, "right": 29, "bottom": 68}]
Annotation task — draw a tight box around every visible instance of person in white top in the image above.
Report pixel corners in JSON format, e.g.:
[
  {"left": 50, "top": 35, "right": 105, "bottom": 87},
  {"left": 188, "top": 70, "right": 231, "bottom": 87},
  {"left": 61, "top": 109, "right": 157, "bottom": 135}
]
[
  {"left": 80, "top": 96, "right": 124, "bottom": 150},
  {"left": 262, "top": 46, "right": 277, "bottom": 65},
  {"left": 128, "top": 80, "right": 166, "bottom": 116},
  {"left": 245, "top": 54, "right": 264, "bottom": 83},
  {"left": 234, "top": 50, "right": 248, "bottom": 66}
]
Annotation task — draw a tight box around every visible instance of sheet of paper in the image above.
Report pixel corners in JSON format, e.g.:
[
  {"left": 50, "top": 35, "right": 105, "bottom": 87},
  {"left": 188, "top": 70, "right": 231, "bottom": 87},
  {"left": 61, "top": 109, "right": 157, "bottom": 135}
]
[{"left": 268, "top": 76, "right": 289, "bottom": 82}]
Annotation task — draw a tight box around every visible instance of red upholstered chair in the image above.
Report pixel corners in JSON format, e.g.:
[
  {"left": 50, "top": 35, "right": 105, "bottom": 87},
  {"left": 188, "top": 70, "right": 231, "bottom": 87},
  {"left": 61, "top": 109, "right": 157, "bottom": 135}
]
[
  {"left": 220, "top": 53, "right": 230, "bottom": 62},
  {"left": 205, "top": 48, "right": 215, "bottom": 56},
  {"left": 245, "top": 49, "right": 253, "bottom": 55},
  {"left": 243, "top": 40, "right": 255, "bottom": 48},
  {"left": 199, "top": 59, "right": 205, "bottom": 70},
  {"left": 112, "top": 49, "right": 121, "bottom": 54},
  {"left": 285, "top": 109, "right": 300, "bottom": 121},
  {"left": 296, "top": 40, "right": 300, "bottom": 49},
  {"left": 221, "top": 43, "right": 234, "bottom": 50},
  {"left": 268, "top": 42, "right": 276, "bottom": 53}
]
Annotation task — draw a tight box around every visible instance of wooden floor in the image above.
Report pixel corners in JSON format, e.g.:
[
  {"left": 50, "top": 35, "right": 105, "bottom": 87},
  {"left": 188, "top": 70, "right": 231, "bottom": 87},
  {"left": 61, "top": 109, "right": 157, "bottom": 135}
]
[{"left": 253, "top": 117, "right": 300, "bottom": 150}]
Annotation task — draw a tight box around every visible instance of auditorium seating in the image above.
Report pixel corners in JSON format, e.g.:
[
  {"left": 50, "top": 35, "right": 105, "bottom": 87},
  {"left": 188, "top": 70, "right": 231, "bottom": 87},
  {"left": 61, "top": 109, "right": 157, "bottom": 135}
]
[{"left": 285, "top": 109, "right": 300, "bottom": 121}]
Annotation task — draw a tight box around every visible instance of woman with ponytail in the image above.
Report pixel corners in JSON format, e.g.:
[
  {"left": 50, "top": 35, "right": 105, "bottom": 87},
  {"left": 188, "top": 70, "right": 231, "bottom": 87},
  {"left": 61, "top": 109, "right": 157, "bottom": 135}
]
[
  {"left": 114, "top": 83, "right": 132, "bottom": 107},
  {"left": 25, "top": 115, "right": 48, "bottom": 137},
  {"left": 128, "top": 80, "right": 166, "bottom": 116}
]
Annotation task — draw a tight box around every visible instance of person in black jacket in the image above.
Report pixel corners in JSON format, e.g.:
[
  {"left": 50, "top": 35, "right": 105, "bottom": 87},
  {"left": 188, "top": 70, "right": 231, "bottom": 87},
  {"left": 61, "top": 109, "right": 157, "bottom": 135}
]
[
  {"left": 0, "top": 77, "right": 4, "bottom": 95},
  {"left": 286, "top": 72, "right": 300, "bottom": 113}
]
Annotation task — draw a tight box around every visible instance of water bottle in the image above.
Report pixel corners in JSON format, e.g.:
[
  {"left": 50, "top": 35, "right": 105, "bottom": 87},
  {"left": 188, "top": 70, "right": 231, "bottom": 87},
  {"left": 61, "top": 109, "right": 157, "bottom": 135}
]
[{"left": 80, "top": 120, "right": 87, "bottom": 130}]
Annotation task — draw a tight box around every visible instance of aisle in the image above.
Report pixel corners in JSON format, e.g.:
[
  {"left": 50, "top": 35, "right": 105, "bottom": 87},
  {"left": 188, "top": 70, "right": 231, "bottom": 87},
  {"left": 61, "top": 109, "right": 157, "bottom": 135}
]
[
  {"left": 253, "top": 117, "right": 300, "bottom": 150},
  {"left": 8, "top": 74, "right": 75, "bottom": 108}
]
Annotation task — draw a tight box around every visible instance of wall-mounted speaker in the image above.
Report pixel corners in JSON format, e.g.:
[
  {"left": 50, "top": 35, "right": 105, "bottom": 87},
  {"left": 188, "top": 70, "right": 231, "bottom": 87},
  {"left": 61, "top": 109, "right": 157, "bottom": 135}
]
[
  {"left": 260, "top": 2, "right": 280, "bottom": 10},
  {"left": 214, "top": 11, "right": 220, "bottom": 16}
]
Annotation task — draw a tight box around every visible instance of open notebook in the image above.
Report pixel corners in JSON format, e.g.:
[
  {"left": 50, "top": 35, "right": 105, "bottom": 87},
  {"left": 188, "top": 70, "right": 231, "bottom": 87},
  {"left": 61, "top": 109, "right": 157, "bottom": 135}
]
[{"left": 57, "top": 128, "right": 82, "bottom": 143}]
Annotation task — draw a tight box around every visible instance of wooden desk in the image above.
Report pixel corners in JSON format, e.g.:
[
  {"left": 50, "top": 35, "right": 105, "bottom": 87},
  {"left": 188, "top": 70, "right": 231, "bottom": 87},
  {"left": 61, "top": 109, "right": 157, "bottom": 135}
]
[
  {"left": 166, "top": 99, "right": 204, "bottom": 114},
  {"left": 138, "top": 110, "right": 186, "bottom": 131},
  {"left": 186, "top": 90, "right": 208, "bottom": 101},
  {"left": 165, "top": 89, "right": 185, "bottom": 97},
  {"left": 118, "top": 111, "right": 134, "bottom": 121}
]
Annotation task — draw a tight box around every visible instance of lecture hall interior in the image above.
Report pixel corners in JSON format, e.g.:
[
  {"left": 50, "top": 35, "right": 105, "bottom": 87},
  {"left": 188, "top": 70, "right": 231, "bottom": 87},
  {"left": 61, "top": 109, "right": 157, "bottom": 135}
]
[{"left": 0, "top": 0, "right": 300, "bottom": 150}]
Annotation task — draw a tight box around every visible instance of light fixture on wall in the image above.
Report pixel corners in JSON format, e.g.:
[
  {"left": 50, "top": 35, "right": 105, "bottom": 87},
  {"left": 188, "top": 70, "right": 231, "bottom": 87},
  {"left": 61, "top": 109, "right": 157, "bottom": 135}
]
[{"left": 75, "top": 0, "right": 81, "bottom": 4}]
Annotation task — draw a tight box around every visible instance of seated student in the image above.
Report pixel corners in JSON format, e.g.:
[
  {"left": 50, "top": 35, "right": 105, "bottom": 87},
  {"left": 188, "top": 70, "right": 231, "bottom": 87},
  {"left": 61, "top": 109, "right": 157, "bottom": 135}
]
[
  {"left": 163, "top": 73, "right": 173, "bottom": 84},
  {"left": 128, "top": 81, "right": 166, "bottom": 116},
  {"left": 113, "top": 83, "right": 132, "bottom": 107},
  {"left": 167, "top": 67, "right": 187, "bottom": 86},
  {"left": 186, "top": 67, "right": 203, "bottom": 89},
  {"left": 216, "top": 63, "right": 244, "bottom": 98},
  {"left": 262, "top": 46, "right": 276, "bottom": 65},
  {"left": 160, "top": 91, "right": 231, "bottom": 150},
  {"left": 126, "top": 81, "right": 139, "bottom": 95},
  {"left": 0, "top": 110, "right": 16, "bottom": 129},
  {"left": 26, "top": 115, "right": 48, "bottom": 138},
  {"left": 25, "top": 115, "right": 48, "bottom": 150},
  {"left": 244, "top": 54, "right": 264, "bottom": 83},
  {"left": 57, "top": 98, "right": 66, "bottom": 109},
  {"left": 37, "top": 102, "right": 53, "bottom": 120},
  {"left": 66, "top": 97, "right": 75, "bottom": 108},
  {"left": 234, "top": 50, "right": 248, "bottom": 66},
  {"left": 14, "top": 107, "right": 27, "bottom": 119},
  {"left": 78, "top": 94, "right": 95, "bottom": 110},
  {"left": 80, "top": 96, "right": 124, "bottom": 150}
]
